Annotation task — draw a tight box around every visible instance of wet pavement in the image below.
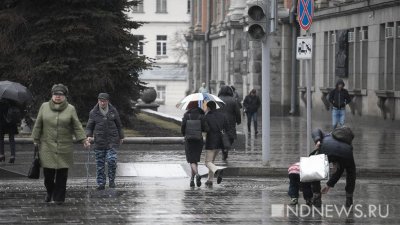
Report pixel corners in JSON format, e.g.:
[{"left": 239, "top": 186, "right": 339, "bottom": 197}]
[
  {"left": 0, "top": 177, "right": 399, "bottom": 224},
  {"left": 0, "top": 107, "right": 399, "bottom": 224}
]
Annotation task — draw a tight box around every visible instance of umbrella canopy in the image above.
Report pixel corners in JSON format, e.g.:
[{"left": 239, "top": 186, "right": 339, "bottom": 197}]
[
  {"left": 176, "top": 93, "right": 224, "bottom": 110},
  {"left": 0, "top": 81, "right": 33, "bottom": 105}
]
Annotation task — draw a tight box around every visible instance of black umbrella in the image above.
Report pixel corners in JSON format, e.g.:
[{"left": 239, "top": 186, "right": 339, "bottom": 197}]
[{"left": 0, "top": 80, "right": 33, "bottom": 105}]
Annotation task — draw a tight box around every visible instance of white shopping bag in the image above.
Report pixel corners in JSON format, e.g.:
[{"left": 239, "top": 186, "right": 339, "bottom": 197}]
[{"left": 300, "top": 154, "right": 329, "bottom": 182}]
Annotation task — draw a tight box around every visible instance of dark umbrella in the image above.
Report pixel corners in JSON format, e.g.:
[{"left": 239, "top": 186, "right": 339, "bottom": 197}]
[{"left": 0, "top": 81, "right": 33, "bottom": 105}]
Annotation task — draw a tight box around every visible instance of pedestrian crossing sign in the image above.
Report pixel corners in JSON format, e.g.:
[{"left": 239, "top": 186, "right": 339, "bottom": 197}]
[{"left": 296, "top": 36, "right": 313, "bottom": 60}]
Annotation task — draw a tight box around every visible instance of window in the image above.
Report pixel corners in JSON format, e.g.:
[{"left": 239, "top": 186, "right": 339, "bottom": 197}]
[
  {"left": 132, "top": 2, "right": 144, "bottom": 13},
  {"left": 156, "top": 85, "right": 166, "bottom": 103},
  {"left": 187, "top": 0, "right": 190, "bottom": 14},
  {"left": 156, "top": 35, "right": 167, "bottom": 56},
  {"left": 133, "top": 35, "right": 144, "bottom": 55},
  {"left": 348, "top": 27, "right": 368, "bottom": 90},
  {"left": 379, "top": 22, "right": 400, "bottom": 91},
  {"left": 156, "top": 0, "right": 167, "bottom": 13}
]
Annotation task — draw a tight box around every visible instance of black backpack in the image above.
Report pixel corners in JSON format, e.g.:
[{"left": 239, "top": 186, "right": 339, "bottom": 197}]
[
  {"left": 185, "top": 114, "right": 202, "bottom": 141},
  {"left": 5, "top": 106, "right": 22, "bottom": 124}
]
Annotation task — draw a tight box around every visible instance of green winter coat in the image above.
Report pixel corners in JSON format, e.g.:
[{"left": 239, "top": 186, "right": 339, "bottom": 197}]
[{"left": 31, "top": 100, "right": 86, "bottom": 169}]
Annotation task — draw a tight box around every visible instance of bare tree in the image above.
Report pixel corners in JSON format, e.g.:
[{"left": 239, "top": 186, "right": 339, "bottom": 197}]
[{"left": 170, "top": 30, "right": 188, "bottom": 66}]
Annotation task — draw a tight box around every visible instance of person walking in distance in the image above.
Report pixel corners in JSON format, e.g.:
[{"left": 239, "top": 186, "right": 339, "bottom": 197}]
[
  {"left": 217, "top": 85, "right": 241, "bottom": 160},
  {"left": 0, "top": 99, "right": 22, "bottom": 164},
  {"left": 31, "top": 84, "right": 90, "bottom": 204},
  {"left": 198, "top": 82, "right": 209, "bottom": 94},
  {"left": 243, "top": 89, "right": 261, "bottom": 135},
  {"left": 181, "top": 101, "right": 208, "bottom": 187},
  {"left": 86, "top": 93, "right": 124, "bottom": 190},
  {"left": 328, "top": 79, "right": 351, "bottom": 129},
  {"left": 204, "top": 101, "right": 230, "bottom": 187}
]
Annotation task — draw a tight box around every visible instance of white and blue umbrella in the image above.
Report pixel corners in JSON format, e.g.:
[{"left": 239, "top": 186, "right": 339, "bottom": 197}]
[{"left": 176, "top": 93, "right": 224, "bottom": 110}]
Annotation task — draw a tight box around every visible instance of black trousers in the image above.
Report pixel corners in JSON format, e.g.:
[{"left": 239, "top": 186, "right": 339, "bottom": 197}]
[
  {"left": 288, "top": 174, "right": 320, "bottom": 199},
  {"left": 43, "top": 168, "right": 68, "bottom": 202}
]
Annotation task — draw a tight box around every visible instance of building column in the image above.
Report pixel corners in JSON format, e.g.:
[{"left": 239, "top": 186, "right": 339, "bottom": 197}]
[
  {"left": 228, "top": 0, "right": 246, "bottom": 21},
  {"left": 194, "top": 0, "right": 202, "bottom": 32},
  {"left": 187, "top": 40, "right": 194, "bottom": 93}
]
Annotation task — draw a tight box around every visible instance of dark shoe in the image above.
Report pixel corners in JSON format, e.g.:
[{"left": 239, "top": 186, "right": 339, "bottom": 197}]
[
  {"left": 346, "top": 197, "right": 353, "bottom": 208},
  {"left": 190, "top": 178, "right": 195, "bottom": 188},
  {"left": 222, "top": 150, "right": 228, "bottom": 160},
  {"left": 8, "top": 157, "right": 15, "bottom": 164},
  {"left": 305, "top": 198, "right": 313, "bottom": 206},
  {"left": 109, "top": 182, "right": 116, "bottom": 188},
  {"left": 96, "top": 185, "right": 105, "bottom": 190},
  {"left": 195, "top": 174, "right": 202, "bottom": 187},
  {"left": 289, "top": 198, "right": 298, "bottom": 205},
  {"left": 217, "top": 170, "right": 224, "bottom": 184},
  {"left": 255, "top": 131, "right": 259, "bottom": 135},
  {"left": 44, "top": 194, "right": 52, "bottom": 203},
  {"left": 312, "top": 193, "right": 322, "bottom": 208},
  {"left": 0, "top": 156, "right": 5, "bottom": 162},
  {"left": 54, "top": 201, "right": 64, "bottom": 205},
  {"left": 205, "top": 180, "right": 213, "bottom": 187}
]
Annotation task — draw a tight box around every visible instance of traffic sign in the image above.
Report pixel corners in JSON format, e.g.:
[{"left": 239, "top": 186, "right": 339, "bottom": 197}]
[
  {"left": 296, "top": 36, "right": 313, "bottom": 60},
  {"left": 297, "top": 0, "right": 314, "bottom": 31}
]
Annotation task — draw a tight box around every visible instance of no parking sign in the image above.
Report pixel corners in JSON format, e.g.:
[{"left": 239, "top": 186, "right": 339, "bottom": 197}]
[{"left": 297, "top": 0, "right": 314, "bottom": 31}]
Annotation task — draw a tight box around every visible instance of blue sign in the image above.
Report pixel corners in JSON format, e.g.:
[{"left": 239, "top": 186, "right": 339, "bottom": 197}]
[{"left": 297, "top": 0, "right": 314, "bottom": 30}]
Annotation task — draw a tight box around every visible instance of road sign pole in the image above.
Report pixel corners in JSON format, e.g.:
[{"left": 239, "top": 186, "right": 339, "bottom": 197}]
[
  {"left": 297, "top": 0, "right": 314, "bottom": 154},
  {"left": 306, "top": 57, "right": 311, "bottom": 155}
]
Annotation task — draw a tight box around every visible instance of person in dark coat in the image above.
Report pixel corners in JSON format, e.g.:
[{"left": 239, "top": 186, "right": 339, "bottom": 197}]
[
  {"left": 204, "top": 101, "right": 230, "bottom": 187},
  {"left": 231, "top": 86, "right": 242, "bottom": 109},
  {"left": 311, "top": 127, "right": 356, "bottom": 208},
  {"left": 243, "top": 89, "right": 261, "bottom": 134},
  {"left": 86, "top": 93, "right": 125, "bottom": 190},
  {"left": 181, "top": 101, "right": 208, "bottom": 187},
  {"left": 217, "top": 85, "right": 241, "bottom": 160},
  {"left": 0, "top": 99, "right": 20, "bottom": 164},
  {"left": 328, "top": 79, "right": 351, "bottom": 129}
]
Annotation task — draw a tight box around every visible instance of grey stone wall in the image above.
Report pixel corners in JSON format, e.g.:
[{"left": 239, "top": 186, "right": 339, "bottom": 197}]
[{"left": 299, "top": 1, "right": 400, "bottom": 123}]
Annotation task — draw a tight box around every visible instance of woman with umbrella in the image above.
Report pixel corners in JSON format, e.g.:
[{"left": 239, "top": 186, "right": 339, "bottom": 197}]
[
  {"left": 0, "top": 80, "right": 32, "bottom": 164},
  {"left": 177, "top": 93, "right": 224, "bottom": 187},
  {"left": 181, "top": 101, "right": 208, "bottom": 187}
]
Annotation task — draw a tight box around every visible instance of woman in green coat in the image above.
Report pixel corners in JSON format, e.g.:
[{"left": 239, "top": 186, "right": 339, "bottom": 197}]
[{"left": 32, "top": 84, "right": 90, "bottom": 204}]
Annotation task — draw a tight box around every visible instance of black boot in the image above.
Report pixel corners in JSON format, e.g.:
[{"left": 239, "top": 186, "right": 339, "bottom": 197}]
[
  {"left": 8, "top": 157, "right": 15, "bottom": 164},
  {"left": 190, "top": 177, "right": 195, "bottom": 187},
  {"left": 346, "top": 197, "right": 353, "bottom": 208},
  {"left": 216, "top": 170, "right": 224, "bottom": 184},
  {"left": 195, "top": 174, "right": 202, "bottom": 187},
  {"left": 312, "top": 193, "right": 322, "bottom": 207},
  {"left": 222, "top": 150, "right": 228, "bottom": 160},
  {"left": 44, "top": 194, "right": 52, "bottom": 203}
]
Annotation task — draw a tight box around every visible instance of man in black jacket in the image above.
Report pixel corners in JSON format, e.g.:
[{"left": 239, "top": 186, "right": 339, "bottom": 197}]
[
  {"left": 311, "top": 127, "right": 356, "bottom": 208},
  {"left": 243, "top": 89, "right": 261, "bottom": 135},
  {"left": 218, "top": 85, "right": 241, "bottom": 160},
  {"left": 328, "top": 79, "right": 351, "bottom": 129},
  {"left": 86, "top": 93, "right": 124, "bottom": 190}
]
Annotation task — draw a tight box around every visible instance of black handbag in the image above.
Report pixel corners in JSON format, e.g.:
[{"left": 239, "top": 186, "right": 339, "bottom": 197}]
[
  {"left": 27, "top": 145, "right": 40, "bottom": 179},
  {"left": 221, "top": 130, "right": 231, "bottom": 149},
  {"left": 216, "top": 119, "right": 231, "bottom": 149}
]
